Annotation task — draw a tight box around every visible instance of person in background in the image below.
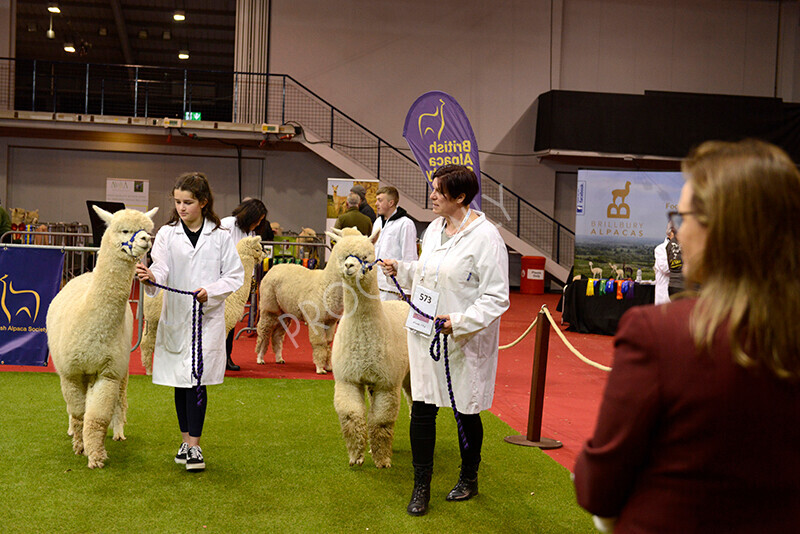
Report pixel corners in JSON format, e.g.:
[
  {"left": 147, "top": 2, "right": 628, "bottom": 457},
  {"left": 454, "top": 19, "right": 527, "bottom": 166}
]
[
  {"left": 334, "top": 193, "right": 372, "bottom": 236},
  {"left": 665, "top": 227, "right": 684, "bottom": 297},
  {"left": 0, "top": 198, "right": 11, "bottom": 242},
  {"left": 574, "top": 139, "right": 800, "bottom": 533},
  {"left": 220, "top": 198, "right": 268, "bottom": 371},
  {"left": 653, "top": 222, "right": 673, "bottom": 305},
  {"left": 136, "top": 172, "right": 244, "bottom": 472},
  {"left": 350, "top": 184, "right": 377, "bottom": 222},
  {"left": 373, "top": 186, "right": 417, "bottom": 301},
  {"left": 381, "top": 165, "right": 509, "bottom": 517}
]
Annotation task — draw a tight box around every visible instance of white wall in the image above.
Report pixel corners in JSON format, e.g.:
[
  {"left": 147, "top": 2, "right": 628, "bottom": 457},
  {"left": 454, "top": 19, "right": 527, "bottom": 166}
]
[
  {"left": 269, "top": 0, "right": 800, "bottom": 220},
  {"left": 3, "top": 135, "right": 341, "bottom": 233}
]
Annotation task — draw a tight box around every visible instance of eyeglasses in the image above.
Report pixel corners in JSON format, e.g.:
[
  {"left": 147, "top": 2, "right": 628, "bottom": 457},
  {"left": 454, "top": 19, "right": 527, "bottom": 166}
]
[{"left": 667, "top": 211, "right": 695, "bottom": 231}]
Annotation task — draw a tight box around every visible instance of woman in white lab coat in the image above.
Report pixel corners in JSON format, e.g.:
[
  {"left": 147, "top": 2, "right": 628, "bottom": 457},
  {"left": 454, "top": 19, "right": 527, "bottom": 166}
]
[
  {"left": 219, "top": 197, "right": 267, "bottom": 370},
  {"left": 382, "top": 165, "right": 510, "bottom": 516},
  {"left": 136, "top": 172, "right": 244, "bottom": 471}
]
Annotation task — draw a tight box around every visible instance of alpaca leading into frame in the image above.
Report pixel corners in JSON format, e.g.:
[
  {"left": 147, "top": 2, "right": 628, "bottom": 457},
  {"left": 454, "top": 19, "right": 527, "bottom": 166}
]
[
  {"left": 328, "top": 228, "right": 411, "bottom": 468},
  {"left": 255, "top": 229, "right": 364, "bottom": 373},
  {"left": 140, "top": 236, "right": 264, "bottom": 374},
  {"left": 46, "top": 206, "right": 157, "bottom": 469}
]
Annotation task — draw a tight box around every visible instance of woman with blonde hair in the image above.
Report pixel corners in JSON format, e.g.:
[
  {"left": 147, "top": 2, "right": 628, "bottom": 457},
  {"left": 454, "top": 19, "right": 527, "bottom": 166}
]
[{"left": 574, "top": 139, "right": 800, "bottom": 532}]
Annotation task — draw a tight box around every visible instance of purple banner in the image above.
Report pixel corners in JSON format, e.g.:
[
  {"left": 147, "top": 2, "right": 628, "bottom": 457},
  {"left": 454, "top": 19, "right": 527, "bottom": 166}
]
[
  {"left": 0, "top": 248, "right": 64, "bottom": 366},
  {"left": 403, "top": 91, "right": 481, "bottom": 209}
]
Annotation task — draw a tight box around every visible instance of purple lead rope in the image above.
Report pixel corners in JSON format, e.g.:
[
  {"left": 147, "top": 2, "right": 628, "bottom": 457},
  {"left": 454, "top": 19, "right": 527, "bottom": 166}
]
[
  {"left": 346, "top": 255, "right": 469, "bottom": 450},
  {"left": 146, "top": 280, "right": 204, "bottom": 406}
]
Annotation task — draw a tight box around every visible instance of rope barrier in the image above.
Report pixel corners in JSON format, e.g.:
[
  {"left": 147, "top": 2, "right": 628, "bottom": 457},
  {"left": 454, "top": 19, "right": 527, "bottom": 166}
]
[
  {"left": 499, "top": 317, "right": 537, "bottom": 350},
  {"left": 541, "top": 306, "right": 611, "bottom": 372}
]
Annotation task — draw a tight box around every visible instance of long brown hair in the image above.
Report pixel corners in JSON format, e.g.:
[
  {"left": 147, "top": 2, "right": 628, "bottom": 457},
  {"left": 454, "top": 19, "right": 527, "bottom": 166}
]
[
  {"left": 166, "top": 172, "right": 221, "bottom": 229},
  {"left": 683, "top": 139, "right": 800, "bottom": 380}
]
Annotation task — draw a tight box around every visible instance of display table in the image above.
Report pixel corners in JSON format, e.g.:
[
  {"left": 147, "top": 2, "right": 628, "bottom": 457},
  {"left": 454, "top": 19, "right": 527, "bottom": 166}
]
[{"left": 561, "top": 279, "right": 655, "bottom": 335}]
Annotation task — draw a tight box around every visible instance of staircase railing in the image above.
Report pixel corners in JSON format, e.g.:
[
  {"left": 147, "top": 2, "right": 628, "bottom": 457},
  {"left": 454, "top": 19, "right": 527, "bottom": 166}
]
[{"left": 0, "top": 57, "right": 574, "bottom": 268}]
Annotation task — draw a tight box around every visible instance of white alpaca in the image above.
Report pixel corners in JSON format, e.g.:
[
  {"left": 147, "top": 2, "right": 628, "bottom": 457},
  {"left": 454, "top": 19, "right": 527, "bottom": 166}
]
[
  {"left": 46, "top": 206, "right": 157, "bottom": 469},
  {"left": 327, "top": 228, "right": 411, "bottom": 468},
  {"left": 608, "top": 263, "right": 624, "bottom": 280},
  {"left": 255, "top": 228, "right": 362, "bottom": 373},
  {"left": 140, "top": 236, "right": 264, "bottom": 374},
  {"left": 588, "top": 261, "right": 603, "bottom": 278}
]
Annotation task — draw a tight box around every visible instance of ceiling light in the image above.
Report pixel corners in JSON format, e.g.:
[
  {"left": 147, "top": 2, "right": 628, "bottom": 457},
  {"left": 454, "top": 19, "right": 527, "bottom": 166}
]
[
  {"left": 48, "top": 3, "right": 61, "bottom": 14},
  {"left": 178, "top": 49, "right": 189, "bottom": 60},
  {"left": 173, "top": 10, "right": 185, "bottom": 21},
  {"left": 138, "top": 29, "right": 148, "bottom": 39},
  {"left": 64, "top": 42, "right": 75, "bottom": 53},
  {"left": 98, "top": 27, "right": 108, "bottom": 36},
  {"left": 47, "top": 16, "right": 55, "bottom": 39},
  {"left": 162, "top": 30, "right": 171, "bottom": 40}
]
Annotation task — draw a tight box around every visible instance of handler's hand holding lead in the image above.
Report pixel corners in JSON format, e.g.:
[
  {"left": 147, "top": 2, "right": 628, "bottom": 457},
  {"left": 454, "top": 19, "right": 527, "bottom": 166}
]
[
  {"left": 380, "top": 259, "right": 398, "bottom": 277},
  {"left": 435, "top": 314, "right": 453, "bottom": 335},
  {"left": 194, "top": 288, "right": 208, "bottom": 303},
  {"left": 135, "top": 262, "right": 154, "bottom": 283}
]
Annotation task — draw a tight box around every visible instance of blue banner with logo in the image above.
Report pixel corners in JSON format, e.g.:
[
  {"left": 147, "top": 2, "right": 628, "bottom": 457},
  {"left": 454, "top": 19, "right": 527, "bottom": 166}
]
[
  {"left": 403, "top": 91, "right": 481, "bottom": 209},
  {"left": 0, "top": 248, "right": 64, "bottom": 366}
]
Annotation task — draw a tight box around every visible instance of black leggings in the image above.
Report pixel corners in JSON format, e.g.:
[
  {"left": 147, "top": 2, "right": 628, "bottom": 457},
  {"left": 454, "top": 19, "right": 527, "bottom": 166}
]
[
  {"left": 409, "top": 401, "right": 483, "bottom": 468},
  {"left": 226, "top": 329, "right": 235, "bottom": 358},
  {"left": 175, "top": 386, "right": 207, "bottom": 438}
]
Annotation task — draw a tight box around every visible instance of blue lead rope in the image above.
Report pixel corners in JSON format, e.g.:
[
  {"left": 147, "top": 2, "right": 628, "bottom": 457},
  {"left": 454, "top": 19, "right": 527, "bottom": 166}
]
[
  {"left": 346, "top": 255, "right": 469, "bottom": 450},
  {"left": 146, "top": 280, "right": 204, "bottom": 406}
]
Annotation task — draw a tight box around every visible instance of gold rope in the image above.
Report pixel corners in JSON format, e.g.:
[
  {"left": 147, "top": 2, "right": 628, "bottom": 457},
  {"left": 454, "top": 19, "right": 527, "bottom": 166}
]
[
  {"left": 498, "top": 317, "right": 537, "bottom": 350},
  {"left": 541, "top": 306, "right": 611, "bottom": 372}
]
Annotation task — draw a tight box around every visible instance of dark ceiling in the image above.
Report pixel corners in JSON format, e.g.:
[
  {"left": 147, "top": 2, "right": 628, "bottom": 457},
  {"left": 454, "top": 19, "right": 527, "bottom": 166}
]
[{"left": 15, "top": 0, "right": 237, "bottom": 72}]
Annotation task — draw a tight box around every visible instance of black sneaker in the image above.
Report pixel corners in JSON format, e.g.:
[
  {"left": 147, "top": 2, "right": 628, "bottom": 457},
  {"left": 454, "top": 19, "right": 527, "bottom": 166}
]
[
  {"left": 186, "top": 445, "right": 205, "bottom": 471},
  {"left": 174, "top": 443, "right": 189, "bottom": 464}
]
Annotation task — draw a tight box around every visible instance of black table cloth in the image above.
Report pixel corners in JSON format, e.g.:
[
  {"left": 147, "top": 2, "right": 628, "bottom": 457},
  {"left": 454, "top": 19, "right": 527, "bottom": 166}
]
[{"left": 561, "top": 279, "right": 655, "bottom": 336}]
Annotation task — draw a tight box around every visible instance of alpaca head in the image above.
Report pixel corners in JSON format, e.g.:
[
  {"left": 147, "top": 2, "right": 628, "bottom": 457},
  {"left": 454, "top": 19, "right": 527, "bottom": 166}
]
[
  {"left": 93, "top": 205, "right": 158, "bottom": 261},
  {"left": 236, "top": 236, "right": 265, "bottom": 264},
  {"left": 327, "top": 227, "right": 376, "bottom": 287}
]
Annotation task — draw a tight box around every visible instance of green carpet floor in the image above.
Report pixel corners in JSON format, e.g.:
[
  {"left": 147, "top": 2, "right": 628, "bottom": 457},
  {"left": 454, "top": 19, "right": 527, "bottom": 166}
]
[{"left": 0, "top": 372, "right": 594, "bottom": 533}]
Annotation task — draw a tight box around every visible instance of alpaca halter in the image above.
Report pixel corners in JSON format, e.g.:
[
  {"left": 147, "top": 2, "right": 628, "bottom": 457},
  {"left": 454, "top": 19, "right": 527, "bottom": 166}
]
[
  {"left": 121, "top": 229, "right": 148, "bottom": 254},
  {"left": 146, "top": 280, "right": 204, "bottom": 405},
  {"left": 347, "top": 254, "right": 469, "bottom": 450}
]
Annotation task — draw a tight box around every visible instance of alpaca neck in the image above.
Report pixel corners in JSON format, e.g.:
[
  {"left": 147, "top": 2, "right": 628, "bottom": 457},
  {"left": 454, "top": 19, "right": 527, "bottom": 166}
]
[
  {"left": 232, "top": 256, "right": 255, "bottom": 300},
  {"left": 322, "top": 259, "right": 345, "bottom": 312},
  {"left": 342, "top": 272, "right": 381, "bottom": 314},
  {"left": 86, "top": 249, "right": 136, "bottom": 320}
]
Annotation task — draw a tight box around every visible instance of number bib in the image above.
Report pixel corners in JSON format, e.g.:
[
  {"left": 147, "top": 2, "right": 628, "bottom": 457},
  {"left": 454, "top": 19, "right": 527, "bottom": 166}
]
[{"left": 405, "top": 285, "right": 440, "bottom": 336}]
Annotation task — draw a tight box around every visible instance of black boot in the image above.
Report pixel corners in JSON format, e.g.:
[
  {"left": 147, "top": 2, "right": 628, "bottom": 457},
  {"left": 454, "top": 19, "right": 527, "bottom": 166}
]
[
  {"left": 226, "top": 356, "right": 240, "bottom": 371},
  {"left": 407, "top": 464, "right": 432, "bottom": 516},
  {"left": 446, "top": 464, "right": 479, "bottom": 501}
]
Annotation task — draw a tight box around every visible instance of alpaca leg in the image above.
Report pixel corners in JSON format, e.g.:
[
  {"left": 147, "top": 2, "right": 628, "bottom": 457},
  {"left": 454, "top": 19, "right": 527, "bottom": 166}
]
[
  {"left": 111, "top": 373, "right": 128, "bottom": 441},
  {"left": 272, "top": 322, "right": 287, "bottom": 364},
  {"left": 255, "top": 313, "right": 271, "bottom": 364},
  {"left": 367, "top": 387, "right": 402, "bottom": 468},
  {"left": 140, "top": 319, "right": 157, "bottom": 375},
  {"left": 334, "top": 380, "right": 368, "bottom": 466},
  {"left": 324, "top": 325, "right": 336, "bottom": 372},
  {"left": 401, "top": 372, "right": 412, "bottom": 410},
  {"left": 309, "top": 325, "right": 329, "bottom": 374},
  {"left": 83, "top": 376, "right": 119, "bottom": 469},
  {"left": 60, "top": 375, "right": 87, "bottom": 455}
]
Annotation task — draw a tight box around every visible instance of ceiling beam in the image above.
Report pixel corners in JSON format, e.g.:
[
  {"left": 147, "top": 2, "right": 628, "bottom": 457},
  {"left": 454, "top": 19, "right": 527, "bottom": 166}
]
[{"left": 110, "top": 0, "right": 134, "bottom": 65}]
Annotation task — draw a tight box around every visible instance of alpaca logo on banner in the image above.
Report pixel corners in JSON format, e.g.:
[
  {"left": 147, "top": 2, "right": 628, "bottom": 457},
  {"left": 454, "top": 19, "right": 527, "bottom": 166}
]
[
  {"left": 607, "top": 181, "right": 632, "bottom": 219},
  {"left": 0, "top": 248, "right": 64, "bottom": 366},
  {"left": 403, "top": 91, "right": 481, "bottom": 209}
]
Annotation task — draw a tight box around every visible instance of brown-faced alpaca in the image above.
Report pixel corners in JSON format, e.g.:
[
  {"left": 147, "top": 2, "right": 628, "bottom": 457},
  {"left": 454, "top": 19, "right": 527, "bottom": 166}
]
[
  {"left": 140, "top": 236, "right": 264, "bottom": 374},
  {"left": 328, "top": 229, "right": 411, "bottom": 468},
  {"left": 46, "top": 206, "right": 157, "bottom": 468},
  {"left": 255, "top": 228, "right": 362, "bottom": 373}
]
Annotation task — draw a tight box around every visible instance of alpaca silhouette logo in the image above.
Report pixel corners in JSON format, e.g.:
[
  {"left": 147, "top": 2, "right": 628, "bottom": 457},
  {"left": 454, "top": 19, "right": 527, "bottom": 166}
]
[
  {"left": 418, "top": 99, "right": 446, "bottom": 140},
  {"left": 607, "top": 181, "right": 632, "bottom": 219},
  {"left": 0, "top": 274, "right": 41, "bottom": 323}
]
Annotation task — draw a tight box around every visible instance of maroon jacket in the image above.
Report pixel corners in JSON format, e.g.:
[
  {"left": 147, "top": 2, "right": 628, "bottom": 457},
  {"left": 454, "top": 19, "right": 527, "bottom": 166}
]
[{"left": 574, "top": 298, "right": 800, "bottom": 533}]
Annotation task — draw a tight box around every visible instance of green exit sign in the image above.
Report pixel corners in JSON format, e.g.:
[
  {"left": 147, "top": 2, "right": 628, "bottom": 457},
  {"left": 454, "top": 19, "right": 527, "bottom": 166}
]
[{"left": 184, "top": 112, "right": 201, "bottom": 120}]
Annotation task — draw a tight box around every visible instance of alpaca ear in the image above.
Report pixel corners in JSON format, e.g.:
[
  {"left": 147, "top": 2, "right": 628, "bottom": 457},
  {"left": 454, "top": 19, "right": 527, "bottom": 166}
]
[
  {"left": 329, "top": 227, "right": 343, "bottom": 237},
  {"left": 92, "top": 205, "right": 114, "bottom": 224},
  {"left": 325, "top": 231, "right": 339, "bottom": 242},
  {"left": 144, "top": 207, "right": 159, "bottom": 220},
  {"left": 369, "top": 228, "right": 381, "bottom": 245}
]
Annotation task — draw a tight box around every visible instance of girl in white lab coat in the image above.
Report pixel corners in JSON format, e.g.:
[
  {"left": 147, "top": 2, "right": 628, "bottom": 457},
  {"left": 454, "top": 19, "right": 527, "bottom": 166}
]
[
  {"left": 382, "top": 165, "right": 510, "bottom": 516},
  {"left": 136, "top": 172, "right": 244, "bottom": 471},
  {"left": 219, "top": 197, "right": 267, "bottom": 371}
]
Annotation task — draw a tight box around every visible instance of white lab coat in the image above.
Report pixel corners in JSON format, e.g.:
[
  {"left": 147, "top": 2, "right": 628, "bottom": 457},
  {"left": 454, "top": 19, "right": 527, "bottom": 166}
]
[
  {"left": 653, "top": 238, "right": 670, "bottom": 305},
  {"left": 373, "top": 207, "right": 418, "bottom": 298},
  {"left": 395, "top": 212, "right": 509, "bottom": 414},
  {"left": 220, "top": 215, "right": 254, "bottom": 244},
  {"left": 145, "top": 219, "right": 244, "bottom": 387}
]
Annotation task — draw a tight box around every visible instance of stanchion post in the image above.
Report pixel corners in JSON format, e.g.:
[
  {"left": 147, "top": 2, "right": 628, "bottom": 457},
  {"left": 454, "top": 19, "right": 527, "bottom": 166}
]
[{"left": 505, "top": 305, "right": 562, "bottom": 449}]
